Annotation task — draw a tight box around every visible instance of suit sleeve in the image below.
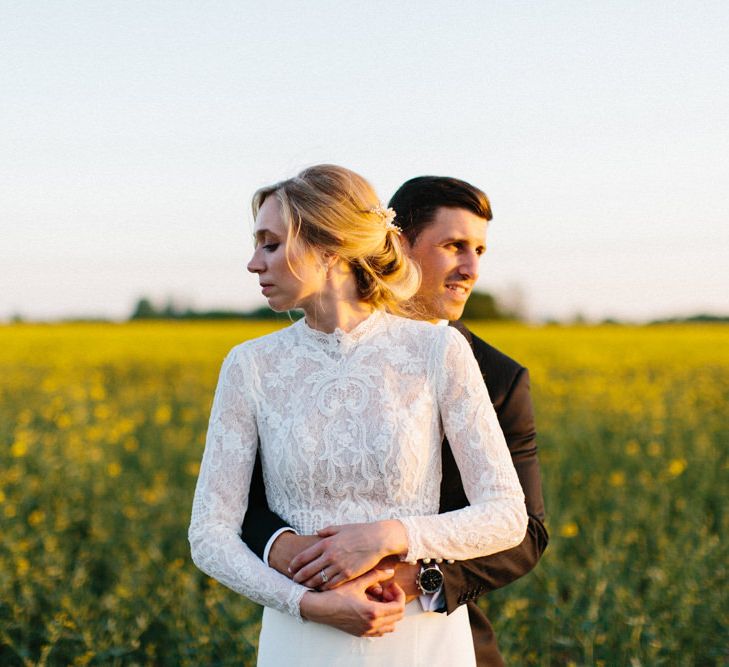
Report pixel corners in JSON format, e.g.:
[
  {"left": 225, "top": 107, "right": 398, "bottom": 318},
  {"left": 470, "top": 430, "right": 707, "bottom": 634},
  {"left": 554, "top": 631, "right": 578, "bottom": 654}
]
[
  {"left": 239, "top": 449, "right": 292, "bottom": 560},
  {"left": 440, "top": 366, "right": 549, "bottom": 612}
]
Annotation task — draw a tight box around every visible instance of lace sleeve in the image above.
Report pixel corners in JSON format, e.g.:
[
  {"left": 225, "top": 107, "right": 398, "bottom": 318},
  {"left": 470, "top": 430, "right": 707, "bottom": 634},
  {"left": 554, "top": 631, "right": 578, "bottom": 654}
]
[
  {"left": 399, "top": 327, "right": 528, "bottom": 562},
  {"left": 188, "top": 347, "right": 308, "bottom": 619}
]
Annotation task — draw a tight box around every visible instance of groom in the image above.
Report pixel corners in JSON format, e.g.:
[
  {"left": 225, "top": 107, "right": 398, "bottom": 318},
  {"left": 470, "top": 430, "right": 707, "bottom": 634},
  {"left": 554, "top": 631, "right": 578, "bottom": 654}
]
[{"left": 241, "top": 176, "right": 548, "bottom": 666}]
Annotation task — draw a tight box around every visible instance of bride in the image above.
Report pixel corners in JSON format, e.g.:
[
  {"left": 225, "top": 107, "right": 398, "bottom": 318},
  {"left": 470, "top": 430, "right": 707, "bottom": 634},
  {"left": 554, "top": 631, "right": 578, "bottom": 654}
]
[{"left": 188, "top": 164, "right": 527, "bottom": 666}]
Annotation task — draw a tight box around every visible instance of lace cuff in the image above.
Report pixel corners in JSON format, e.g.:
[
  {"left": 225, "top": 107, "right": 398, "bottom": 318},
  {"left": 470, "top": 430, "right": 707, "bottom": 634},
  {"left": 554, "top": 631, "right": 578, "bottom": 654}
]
[
  {"left": 399, "top": 516, "right": 427, "bottom": 563},
  {"left": 398, "top": 502, "right": 526, "bottom": 563},
  {"left": 287, "top": 584, "right": 308, "bottom": 623}
]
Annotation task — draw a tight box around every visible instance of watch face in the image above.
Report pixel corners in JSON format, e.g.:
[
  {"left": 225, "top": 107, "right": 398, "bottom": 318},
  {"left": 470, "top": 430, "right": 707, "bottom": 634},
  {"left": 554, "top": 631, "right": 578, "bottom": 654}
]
[{"left": 419, "top": 567, "right": 443, "bottom": 593}]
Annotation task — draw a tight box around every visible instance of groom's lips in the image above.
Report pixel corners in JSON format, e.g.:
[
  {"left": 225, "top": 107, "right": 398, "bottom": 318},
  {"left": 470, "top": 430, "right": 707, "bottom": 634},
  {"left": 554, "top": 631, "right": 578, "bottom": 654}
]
[{"left": 445, "top": 282, "right": 472, "bottom": 299}]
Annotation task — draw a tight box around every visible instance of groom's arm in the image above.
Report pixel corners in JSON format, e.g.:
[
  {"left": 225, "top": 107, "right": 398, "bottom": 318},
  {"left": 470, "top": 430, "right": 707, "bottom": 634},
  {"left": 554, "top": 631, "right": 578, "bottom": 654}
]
[
  {"left": 240, "top": 447, "right": 293, "bottom": 560},
  {"left": 439, "top": 363, "right": 549, "bottom": 613}
]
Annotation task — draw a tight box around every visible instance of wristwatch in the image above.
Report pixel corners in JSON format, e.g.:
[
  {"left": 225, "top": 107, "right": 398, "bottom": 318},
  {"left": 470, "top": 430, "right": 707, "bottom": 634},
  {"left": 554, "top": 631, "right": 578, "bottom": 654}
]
[{"left": 416, "top": 561, "right": 444, "bottom": 595}]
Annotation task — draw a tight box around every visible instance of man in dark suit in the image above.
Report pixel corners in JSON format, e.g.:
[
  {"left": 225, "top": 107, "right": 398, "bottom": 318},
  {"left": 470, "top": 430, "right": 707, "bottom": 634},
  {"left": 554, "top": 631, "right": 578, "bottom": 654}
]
[{"left": 241, "top": 176, "right": 548, "bottom": 666}]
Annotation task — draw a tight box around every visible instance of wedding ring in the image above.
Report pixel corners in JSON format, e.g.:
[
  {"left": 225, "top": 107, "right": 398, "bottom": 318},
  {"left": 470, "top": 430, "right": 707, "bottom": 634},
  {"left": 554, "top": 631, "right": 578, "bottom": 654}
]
[{"left": 320, "top": 569, "right": 329, "bottom": 584}]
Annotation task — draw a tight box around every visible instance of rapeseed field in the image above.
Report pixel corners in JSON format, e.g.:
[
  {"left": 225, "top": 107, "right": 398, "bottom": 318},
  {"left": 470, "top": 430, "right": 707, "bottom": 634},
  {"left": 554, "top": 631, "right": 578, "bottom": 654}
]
[{"left": 1, "top": 322, "right": 726, "bottom": 665}]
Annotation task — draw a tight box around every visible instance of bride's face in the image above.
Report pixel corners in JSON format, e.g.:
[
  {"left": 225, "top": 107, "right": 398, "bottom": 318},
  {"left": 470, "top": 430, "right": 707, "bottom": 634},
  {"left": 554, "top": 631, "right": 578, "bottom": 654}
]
[{"left": 247, "top": 196, "right": 327, "bottom": 312}]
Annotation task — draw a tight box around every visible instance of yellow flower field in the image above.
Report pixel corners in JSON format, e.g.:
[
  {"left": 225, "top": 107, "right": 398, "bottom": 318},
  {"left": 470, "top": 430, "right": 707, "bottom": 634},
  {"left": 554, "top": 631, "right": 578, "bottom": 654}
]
[{"left": 1, "top": 321, "right": 727, "bottom": 665}]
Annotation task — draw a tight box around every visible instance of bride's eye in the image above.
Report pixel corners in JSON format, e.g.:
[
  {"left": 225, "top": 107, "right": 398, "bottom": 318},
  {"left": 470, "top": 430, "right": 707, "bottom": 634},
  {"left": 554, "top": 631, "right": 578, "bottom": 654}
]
[{"left": 263, "top": 243, "right": 280, "bottom": 252}]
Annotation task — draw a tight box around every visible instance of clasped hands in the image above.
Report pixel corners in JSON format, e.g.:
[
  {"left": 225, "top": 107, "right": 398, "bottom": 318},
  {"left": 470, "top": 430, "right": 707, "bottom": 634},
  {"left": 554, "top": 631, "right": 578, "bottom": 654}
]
[{"left": 270, "top": 520, "right": 421, "bottom": 637}]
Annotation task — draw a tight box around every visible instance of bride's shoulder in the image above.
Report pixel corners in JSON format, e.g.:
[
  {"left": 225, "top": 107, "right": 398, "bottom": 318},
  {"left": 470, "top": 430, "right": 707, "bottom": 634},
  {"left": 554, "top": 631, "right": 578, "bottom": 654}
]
[{"left": 379, "top": 313, "right": 455, "bottom": 345}]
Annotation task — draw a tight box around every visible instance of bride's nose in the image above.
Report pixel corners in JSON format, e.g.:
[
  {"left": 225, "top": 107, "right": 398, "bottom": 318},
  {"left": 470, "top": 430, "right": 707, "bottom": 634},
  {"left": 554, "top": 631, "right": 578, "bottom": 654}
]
[{"left": 247, "top": 249, "right": 264, "bottom": 274}]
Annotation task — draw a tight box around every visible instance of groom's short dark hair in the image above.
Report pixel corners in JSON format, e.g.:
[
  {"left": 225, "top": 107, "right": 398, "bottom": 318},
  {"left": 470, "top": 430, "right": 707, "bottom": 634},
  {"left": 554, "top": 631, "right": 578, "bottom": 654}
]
[{"left": 388, "top": 176, "right": 493, "bottom": 244}]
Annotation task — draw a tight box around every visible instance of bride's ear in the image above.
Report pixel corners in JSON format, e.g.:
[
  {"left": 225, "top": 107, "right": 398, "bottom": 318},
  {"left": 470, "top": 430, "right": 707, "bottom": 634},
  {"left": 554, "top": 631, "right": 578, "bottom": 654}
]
[{"left": 321, "top": 251, "right": 340, "bottom": 271}]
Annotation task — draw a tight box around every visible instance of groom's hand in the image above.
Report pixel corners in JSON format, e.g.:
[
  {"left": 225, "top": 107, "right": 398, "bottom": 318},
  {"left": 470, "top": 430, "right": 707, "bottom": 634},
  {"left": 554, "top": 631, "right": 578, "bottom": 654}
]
[
  {"left": 267, "top": 532, "right": 321, "bottom": 578},
  {"left": 386, "top": 557, "right": 421, "bottom": 601},
  {"left": 368, "top": 556, "right": 420, "bottom": 602},
  {"left": 299, "top": 569, "right": 406, "bottom": 637}
]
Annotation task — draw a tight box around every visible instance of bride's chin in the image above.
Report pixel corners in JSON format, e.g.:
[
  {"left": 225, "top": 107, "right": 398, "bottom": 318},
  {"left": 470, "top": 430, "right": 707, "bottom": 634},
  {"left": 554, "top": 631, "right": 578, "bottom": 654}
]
[{"left": 267, "top": 298, "right": 296, "bottom": 313}]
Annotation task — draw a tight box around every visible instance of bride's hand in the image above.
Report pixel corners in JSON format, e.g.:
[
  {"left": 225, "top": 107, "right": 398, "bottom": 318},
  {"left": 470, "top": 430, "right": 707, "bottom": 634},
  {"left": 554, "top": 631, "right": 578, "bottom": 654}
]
[
  {"left": 299, "top": 568, "right": 406, "bottom": 637},
  {"left": 289, "top": 520, "right": 408, "bottom": 590}
]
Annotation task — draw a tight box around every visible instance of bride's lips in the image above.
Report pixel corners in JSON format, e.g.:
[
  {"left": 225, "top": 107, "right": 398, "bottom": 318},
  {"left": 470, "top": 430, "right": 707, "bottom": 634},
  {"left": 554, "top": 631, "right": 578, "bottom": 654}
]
[{"left": 260, "top": 283, "right": 274, "bottom": 295}]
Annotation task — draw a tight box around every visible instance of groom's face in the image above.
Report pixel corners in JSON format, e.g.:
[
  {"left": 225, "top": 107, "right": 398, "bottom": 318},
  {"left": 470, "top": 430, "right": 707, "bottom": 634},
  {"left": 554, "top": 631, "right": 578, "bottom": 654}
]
[{"left": 403, "top": 207, "right": 488, "bottom": 322}]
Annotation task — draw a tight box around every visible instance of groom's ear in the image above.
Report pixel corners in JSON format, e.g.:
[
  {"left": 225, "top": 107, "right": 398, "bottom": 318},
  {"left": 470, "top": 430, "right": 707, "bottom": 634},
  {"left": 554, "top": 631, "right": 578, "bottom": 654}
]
[{"left": 398, "top": 234, "right": 413, "bottom": 255}]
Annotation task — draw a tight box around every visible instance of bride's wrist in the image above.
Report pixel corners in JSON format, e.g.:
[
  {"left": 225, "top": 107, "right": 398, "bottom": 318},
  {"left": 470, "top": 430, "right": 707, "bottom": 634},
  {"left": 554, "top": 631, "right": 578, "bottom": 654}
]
[
  {"left": 299, "top": 591, "right": 323, "bottom": 622},
  {"left": 379, "top": 520, "right": 408, "bottom": 558}
]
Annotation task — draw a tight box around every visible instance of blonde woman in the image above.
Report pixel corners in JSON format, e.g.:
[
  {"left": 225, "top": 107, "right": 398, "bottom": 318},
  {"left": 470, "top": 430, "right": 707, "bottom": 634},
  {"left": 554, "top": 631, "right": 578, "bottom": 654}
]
[{"left": 188, "top": 165, "right": 527, "bottom": 666}]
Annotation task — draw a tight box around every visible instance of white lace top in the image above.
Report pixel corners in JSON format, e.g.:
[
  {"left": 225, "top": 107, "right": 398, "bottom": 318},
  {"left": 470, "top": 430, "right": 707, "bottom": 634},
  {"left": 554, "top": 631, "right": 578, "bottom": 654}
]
[{"left": 188, "top": 311, "right": 527, "bottom": 620}]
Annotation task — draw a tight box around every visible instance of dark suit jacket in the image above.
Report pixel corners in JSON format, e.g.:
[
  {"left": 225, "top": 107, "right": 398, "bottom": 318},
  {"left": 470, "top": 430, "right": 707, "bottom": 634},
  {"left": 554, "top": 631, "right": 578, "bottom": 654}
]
[{"left": 241, "top": 321, "right": 548, "bottom": 667}]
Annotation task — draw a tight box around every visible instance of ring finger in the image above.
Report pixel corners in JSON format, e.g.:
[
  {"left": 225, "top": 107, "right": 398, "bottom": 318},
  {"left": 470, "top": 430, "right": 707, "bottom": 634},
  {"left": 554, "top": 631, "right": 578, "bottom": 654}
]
[
  {"left": 308, "top": 565, "right": 335, "bottom": 590},
  {"left": 296, "top": 558, "right": 336, "bottom": 588}
]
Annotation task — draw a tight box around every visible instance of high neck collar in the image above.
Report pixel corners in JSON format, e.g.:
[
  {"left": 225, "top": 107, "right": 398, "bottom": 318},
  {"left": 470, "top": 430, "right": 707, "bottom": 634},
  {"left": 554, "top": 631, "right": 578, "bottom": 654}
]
[{"left": 298, "top": 310, "right": 383, "bottom": 346}]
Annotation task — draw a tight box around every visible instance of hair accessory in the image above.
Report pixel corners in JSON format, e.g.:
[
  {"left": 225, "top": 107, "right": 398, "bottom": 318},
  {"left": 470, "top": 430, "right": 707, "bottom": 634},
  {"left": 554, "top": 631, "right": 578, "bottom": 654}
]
[{"left": 370, "top": 204, "right": 402, "bottom": 235}]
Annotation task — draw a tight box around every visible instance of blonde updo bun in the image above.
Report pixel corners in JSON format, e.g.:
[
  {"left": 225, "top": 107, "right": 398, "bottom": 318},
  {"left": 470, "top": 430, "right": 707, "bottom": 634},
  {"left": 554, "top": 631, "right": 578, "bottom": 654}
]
[{"left": 252, "top": 164, "right": 420, "bottom": 314}]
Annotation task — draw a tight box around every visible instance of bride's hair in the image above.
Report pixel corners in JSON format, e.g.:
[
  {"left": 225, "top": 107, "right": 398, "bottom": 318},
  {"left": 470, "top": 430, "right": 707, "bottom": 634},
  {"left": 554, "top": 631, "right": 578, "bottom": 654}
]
[{"left": 252, "top": 164, "right": 420, "bottom": 314}]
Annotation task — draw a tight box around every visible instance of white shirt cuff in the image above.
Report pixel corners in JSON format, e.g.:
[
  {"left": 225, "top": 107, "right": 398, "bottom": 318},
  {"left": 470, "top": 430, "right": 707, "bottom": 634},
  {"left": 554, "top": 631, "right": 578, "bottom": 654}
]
[
  {"left": 262, "top": 527, "right": 298, "bottom": 566},
  {"left": 418, "top": 586, "right": 445, "bottom": 612}
]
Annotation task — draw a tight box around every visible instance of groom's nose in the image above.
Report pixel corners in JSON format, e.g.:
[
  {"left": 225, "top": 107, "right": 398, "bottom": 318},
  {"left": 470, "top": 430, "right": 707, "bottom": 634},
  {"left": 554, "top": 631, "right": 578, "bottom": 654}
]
[{"left": 458, "top": 250, "right": 480, "bottom": 280}]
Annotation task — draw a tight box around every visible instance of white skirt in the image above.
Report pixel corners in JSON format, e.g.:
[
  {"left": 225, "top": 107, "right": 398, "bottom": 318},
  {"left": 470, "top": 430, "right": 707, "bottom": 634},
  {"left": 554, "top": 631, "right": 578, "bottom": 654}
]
[{"left": 257, "top": 600, "right": 476, "bottom": 666}]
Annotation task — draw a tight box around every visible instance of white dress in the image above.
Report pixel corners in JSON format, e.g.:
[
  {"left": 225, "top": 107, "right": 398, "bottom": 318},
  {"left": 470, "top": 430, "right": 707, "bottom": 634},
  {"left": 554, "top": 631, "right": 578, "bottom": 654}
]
[{"left": 188, "top": 311, "right": 527, "bottom": 666}]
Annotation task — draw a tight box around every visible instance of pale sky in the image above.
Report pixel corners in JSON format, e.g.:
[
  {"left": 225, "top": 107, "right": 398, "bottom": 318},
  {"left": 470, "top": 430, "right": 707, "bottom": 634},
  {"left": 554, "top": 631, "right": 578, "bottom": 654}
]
[{"left": 2, "top": 1, "right": 728, "bottom": 322}]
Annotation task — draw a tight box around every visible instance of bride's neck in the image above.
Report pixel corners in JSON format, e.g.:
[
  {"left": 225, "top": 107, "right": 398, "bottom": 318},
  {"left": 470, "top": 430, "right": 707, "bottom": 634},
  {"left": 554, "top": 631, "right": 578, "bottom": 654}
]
[
  {"left": 302, "top": 263, "right": 374, "bottom": 333},
  {"left": 304, "top": 299, "right": 374, "bottom": 333}
]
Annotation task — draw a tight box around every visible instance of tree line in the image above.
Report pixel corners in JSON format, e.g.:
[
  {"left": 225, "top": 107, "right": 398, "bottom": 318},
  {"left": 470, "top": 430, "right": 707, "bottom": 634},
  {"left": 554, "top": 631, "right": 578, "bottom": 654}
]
[{"left": 129, "top": 291, "right": 520, "bottom": 321}]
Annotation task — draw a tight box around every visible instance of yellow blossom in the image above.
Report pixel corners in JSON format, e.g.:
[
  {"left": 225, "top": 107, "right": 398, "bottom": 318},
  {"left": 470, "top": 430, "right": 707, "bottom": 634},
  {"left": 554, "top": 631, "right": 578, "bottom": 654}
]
[
  {"left": 10, "top": 440, "right": 28, "bottom": 457},
  {"left": 609, "top": 471, "right": 626, "bottom": 487},
  {"left": 647, "top": 441, "right": 662, "bottom": 457},
  {"left": 17, "top": 557, "right": 30, "bottom": 576},
  {"left": 89, "top": 384, "right": 106, "bottom": 401},
  {"left": 122, "top": 505, "right": 139, "bottom": 519},
  {"left": 94, "top": 404, "right": 111, "bottom": 420},
  {"left": 28, "top": 509, "right": 45, "bottom": 526},
  {"left": 154, "top": 405, "right": 172, "bottom": 425},
  {"left": 668, "top": 458, "right": 687, "bottom": 477},
  {"left": 56, "top": 413, "right": 73, "bottom": 429},
  {"left": 560, "top": 522, "right": 579, "bottom": 538},
  {"left": 123, "top": 436, "right": 139, "bottom": 452}
]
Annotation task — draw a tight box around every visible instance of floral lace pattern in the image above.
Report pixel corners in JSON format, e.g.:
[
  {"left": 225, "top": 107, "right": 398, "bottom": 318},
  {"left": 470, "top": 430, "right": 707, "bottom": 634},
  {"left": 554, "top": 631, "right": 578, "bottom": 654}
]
[{"left": 188, "top": 311, "right": 527, "bottom": 619}]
